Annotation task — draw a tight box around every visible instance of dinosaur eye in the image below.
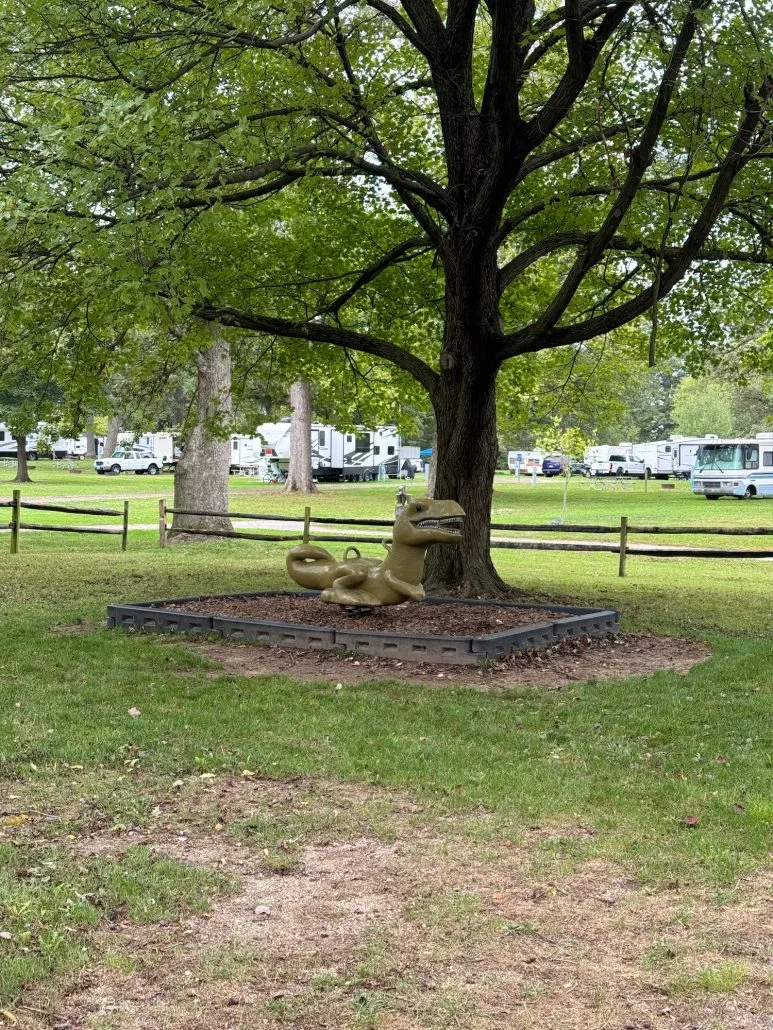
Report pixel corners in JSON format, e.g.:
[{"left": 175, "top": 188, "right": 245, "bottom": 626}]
[{"left": 415, "top": 505, "right": 423, "bottom": 512}]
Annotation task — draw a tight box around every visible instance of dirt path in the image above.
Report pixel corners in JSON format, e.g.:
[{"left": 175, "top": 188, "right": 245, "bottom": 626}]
[{"left": 9, "top": 775, "right": 770, "bottom": 1030}]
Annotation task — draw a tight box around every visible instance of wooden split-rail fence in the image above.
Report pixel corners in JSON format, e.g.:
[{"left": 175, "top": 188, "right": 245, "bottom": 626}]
[
  {"left": 1, "top": 489, "right": 129, "bottom": 553},
  {"left": 158, "top": 501, "right": 773, "bottom": 577}
]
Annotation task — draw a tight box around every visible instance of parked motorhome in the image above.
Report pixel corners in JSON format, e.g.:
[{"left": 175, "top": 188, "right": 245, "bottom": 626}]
[
  {"left": 258, "top": 422, "right": 419, "bottom": 482},
  {"left": 691, "top": 434, "right": 773, "bottom": 500}
]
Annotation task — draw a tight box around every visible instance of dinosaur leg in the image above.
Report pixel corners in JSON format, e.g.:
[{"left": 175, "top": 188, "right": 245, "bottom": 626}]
[
  {"left": 319, "top": 565, "right": 374, "bottom": 606},
  {"left": 383, "top": 568, "right": 425, "bottom": 602}
]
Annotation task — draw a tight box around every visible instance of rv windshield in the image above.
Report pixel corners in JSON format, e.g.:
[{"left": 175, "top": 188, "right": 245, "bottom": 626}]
[{"left": 694, "top": 444, "right": 758, "bottom": 471}]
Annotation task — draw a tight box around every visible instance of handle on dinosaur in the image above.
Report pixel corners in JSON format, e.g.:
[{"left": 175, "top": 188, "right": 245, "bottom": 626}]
[{"left": 343, "top": 546, "right": 362, "bottom": 560}]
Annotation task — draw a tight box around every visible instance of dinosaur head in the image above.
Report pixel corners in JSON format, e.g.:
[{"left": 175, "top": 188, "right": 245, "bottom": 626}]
[{"left": 393, "top": 497, "right": 465, "bottom": 546}]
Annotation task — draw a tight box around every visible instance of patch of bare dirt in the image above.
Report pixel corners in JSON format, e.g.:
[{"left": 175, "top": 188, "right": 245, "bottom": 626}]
[
  {"left": 47, "top": 620, "right": 101, "bottom": 636},
  {"left": 165, "top": 594, "right": 571, "bottom": 635},
  {"left": 12, "top": 779, "right": 771, "bottom": 1030},
  {"left": 192, "top": 631, "right": 711, "bottom": 689}
]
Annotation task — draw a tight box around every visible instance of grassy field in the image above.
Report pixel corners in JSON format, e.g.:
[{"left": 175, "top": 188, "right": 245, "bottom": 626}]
[{"left": 0, "top": 467, "right": 770, "bottom": 1028}]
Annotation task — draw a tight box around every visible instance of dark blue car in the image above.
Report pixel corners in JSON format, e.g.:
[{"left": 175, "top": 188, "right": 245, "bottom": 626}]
[{"left": 541, "top": 455, "right": 565, "bottom": 477}]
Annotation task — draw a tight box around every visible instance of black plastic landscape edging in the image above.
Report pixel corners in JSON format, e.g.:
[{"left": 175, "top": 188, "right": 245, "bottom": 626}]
[{"left": 107, "top": 591, "right": 620, "bottom": 666}]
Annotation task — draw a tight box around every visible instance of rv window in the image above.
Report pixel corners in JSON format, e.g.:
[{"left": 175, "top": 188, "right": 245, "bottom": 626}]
[
  {"left": 743, "top": 445, "right": 759, "bottom": 470},
  {"left": 232, "top": 440, "right": 238, "bottom": 450},
  {"left": 0, "top": 431, "right": 4, "bottom": 441},
  {"left": 373, "top": 445, "right": 380, "bottom": 455},
  {"left": 665, "top": 445, "right": 671, "bottom": 453},
  {"left": 763, "top": 451, "right": 773, "bottom": 467},
  {"left": 387, "top": 446, "right": 395, "bottom": 455},
  {"left": 354, "top": 433, "right": 370, "bottom": 452},
  {"left": 318, "top": 431, "right": 326, "bottom": 446},
  {"left": 346, "top": 435, "right": 353, "bottom": 443}
]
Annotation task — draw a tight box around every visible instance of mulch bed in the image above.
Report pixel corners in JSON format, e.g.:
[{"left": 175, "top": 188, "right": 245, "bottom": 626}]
[
  {"left": 191, "top": 631, "right": 712, "bottom": 689},
  {"left": 164, "top": 595, "right": 570, "bottom": 636}
]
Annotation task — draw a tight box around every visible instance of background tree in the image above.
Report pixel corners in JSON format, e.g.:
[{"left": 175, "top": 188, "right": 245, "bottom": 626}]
[{"left": 672, "top": 377, "right": 734, "bottom": 437}]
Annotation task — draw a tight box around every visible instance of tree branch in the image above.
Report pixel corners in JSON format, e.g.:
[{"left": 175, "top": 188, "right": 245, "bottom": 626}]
[
  {"left": 320, "top": 237, "right": 432, "bottom": 317},
  {"left": 524, "top": 2, "right": 637, "bottom": 152},
  {"left": 521, "top": 1, "right": 709, "bottom": 340},
  {"left": 503, "top": 81, "right": 769, "bottom": 357},
  {"left": 192, "top": 307, "right": 439, "bottom": 392}
]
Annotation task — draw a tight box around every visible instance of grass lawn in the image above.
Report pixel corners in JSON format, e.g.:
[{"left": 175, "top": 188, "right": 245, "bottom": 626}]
[{"left": 0, "top": 470, "right": 770, "bottom": 1028}]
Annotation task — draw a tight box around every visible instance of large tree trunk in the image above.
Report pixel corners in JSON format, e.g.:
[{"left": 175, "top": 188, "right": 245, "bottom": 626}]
[
  {"left": 284, "top": 379, "right": 318, "bottom": 494},
  {"left": 423, "top": 366, "right": 508, "bottom": 596},
  {"left": 104, "top": 415, "right": 121, "bottom": 458},
  {"left": 170, "top": 329, "right": 233, "bottom": 538},
  {"left": 84, "top": 416, "right": 96, "bottom": 458},
  {"left": 12, "top": 434, "right": 31, "bottom": 483},
  {"left": 423, "top": 242, "right": 508, "bottom": 596}
]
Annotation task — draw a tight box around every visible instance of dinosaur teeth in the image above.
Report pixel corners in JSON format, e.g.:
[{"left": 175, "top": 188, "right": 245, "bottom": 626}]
[{"left": 416, "top": 517, "right": 463, "bottom": 533}]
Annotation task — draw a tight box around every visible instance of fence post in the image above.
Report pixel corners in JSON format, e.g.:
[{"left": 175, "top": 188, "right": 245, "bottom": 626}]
[
  {"left": 121, "top": 500, "right": 129, "bottom": 552},
  {"left": 644, "top": 468, "right": 649, "bottom": 493},
  {"left": 10, "top": 489, "right": 20, "bottom": 554},
  {"left": 158, "top": 499, "right": 168, "bottom": 548},
  {"left": 303, "top": 505, "right": 311, "bottom": 544},
  {"left": 618, "top": 516, "right": 628, "bottom": 577}
]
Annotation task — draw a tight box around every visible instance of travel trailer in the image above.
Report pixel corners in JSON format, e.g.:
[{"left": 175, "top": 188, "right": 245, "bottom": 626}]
[
  {"left": 229, "top": 434, "right": 265, "bottom": 473},
  {"left": 117, "top": 432, "right": 177, "bottom": 466},
  {"left": 257, "top": 422, "right": 420, "bottom": 482},
  {"left": 691, "top": 434, "right": 773, "bottom": 500},
  {"left": 0, "top": 425, "right": 40, "bottom": 460},
  {"left": 507, "top": 449, "right": 544, "bottom": 475},
  {"left": 632, "top": 435, "right": 718, "bottom": 479}
]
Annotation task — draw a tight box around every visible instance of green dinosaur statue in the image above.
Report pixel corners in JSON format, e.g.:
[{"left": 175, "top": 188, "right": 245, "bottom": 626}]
[{"left": 286, "top": 497, "right": 465, "bottom": 606}]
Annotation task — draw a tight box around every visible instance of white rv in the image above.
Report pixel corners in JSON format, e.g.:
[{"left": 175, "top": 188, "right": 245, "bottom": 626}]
[
  {"left": 0, "top": 424, "right": 39, "bottom": 460},
  {"left": 229, "top": 434, "right": 265, "bottom": 473},
  {"left": 257, "top": 422, "right": 418, "bottom": 482},
  {"left": 629, "top": 435, "right": 719, "bottom": 479},
  {"left": 117, "top": 432, "right": 177, "bottom": 466},
  {"left": 691, "top": 434, "right": 773, "bottom": 500},
  {"left": 507, "top": 449, "right": 544, "bottom": 475}
]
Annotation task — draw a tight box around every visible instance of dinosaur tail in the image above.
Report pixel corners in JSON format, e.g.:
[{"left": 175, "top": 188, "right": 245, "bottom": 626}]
[{"left": 286, "top": 544, "right": 338, "bottom": 590}]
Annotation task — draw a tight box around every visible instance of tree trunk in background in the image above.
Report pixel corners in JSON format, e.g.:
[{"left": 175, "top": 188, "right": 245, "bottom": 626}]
[
  {"left": 104, "top": 416, "right": 121, "bottom": 457},
  {"left": 12, "top": 434, "right": 31, "bottom": 483},
  {"left": 84, "top": 416, "right": 96, "bottom": 458},
  {"left": 426, "top": 428, "right": 437, "bottom": 499},
  {"left": 169, "top": 328, "right": 233, "bottom": 538},
  {"left": 284, "top": 379, "right": 318, "bottom": 494}
]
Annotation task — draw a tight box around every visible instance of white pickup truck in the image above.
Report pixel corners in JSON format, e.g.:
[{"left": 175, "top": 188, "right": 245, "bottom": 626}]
[
  {"left": 95, "top": 448, "right": 163, "bottom": 475},
  {"left": 587, "top": 452, "right": 646, "bottom": 477}
]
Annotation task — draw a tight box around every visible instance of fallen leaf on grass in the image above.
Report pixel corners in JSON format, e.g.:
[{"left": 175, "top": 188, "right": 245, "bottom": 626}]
[
  {"left": 128, "top": 707, "right": 141, "bottom": 718},
  {"left": 683, "top": 816, "right": 699, "bottom": 828},
  {"left": 1, "top": 815, "right": 30, "bottom": 827}
]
